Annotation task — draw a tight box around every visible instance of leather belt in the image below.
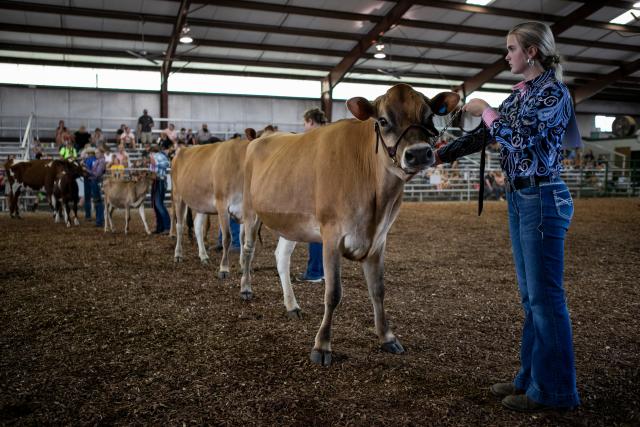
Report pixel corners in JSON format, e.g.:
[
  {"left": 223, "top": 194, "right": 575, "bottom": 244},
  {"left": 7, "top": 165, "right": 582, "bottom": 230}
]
[{"left": 505, "top": 175, "right": 556, "bottom": 192}]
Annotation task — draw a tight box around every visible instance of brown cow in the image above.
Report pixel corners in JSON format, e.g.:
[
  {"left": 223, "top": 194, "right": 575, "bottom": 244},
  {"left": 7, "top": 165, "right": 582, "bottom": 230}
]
[
  {"left": 240, "top": 84, "right": 459, "bottom": 365},
  {"left": 6, "top": 159, "right": 85, "bottom": 221},
  {"left": 172, "top": 128, "right": 274, "bottom": 279},
  {"left": 52, "top": 162, "right": 85, "bottom": 227},
  {"left": 103, "top": 173, "right": 155, "bottom": 235}
]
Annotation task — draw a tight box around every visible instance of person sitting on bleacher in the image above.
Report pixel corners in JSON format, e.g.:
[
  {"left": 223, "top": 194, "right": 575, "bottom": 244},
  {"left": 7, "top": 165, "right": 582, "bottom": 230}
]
[
  {"left": 115, "top": 143, "right": 130, "bottom": 168},
  {"left": 120, "top": 126, "right": 136, "bottom": 149},
  {"left": 91, "top": 128, "right": 105, "bottom": 148},
  {"left": 74, "top": 126, "right": 91, "bottom": 153}
]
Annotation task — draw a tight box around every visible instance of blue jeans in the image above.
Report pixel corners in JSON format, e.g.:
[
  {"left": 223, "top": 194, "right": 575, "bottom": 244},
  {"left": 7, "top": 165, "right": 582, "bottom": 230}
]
[
  {"left": 305, "top": 242, "right": 324, "bottom": 279},
  {"left": 218, "top": 218, "right": 241, "bottom": 248},
  {"left": 152, "top": 179, "right": 170, "bottom": 232},
  {"left": 84, "top": 176, "right": 92, "bottom": 219},
  {"left": 89, "top": 178, "right": 104, "bottom": 227},
  {"left": 507, "top": 180, "right": 580, "bottom": 408}
]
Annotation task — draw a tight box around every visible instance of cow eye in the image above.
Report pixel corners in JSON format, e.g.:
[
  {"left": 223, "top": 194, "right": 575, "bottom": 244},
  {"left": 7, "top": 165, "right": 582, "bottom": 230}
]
[{"left": 378, "top": 117, "right": 389, "bottom": 127}]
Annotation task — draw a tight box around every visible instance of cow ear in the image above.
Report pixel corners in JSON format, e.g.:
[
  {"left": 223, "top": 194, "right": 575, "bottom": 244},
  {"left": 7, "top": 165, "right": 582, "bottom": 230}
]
[
  {"left": 347, "top": 97, "right": 375, "bottom": 121},
  {"left": 245, "top": 128, "right": 257, "bottom": 141},
  {"left": 429, "top": 92, "right": 460, "bottom": 116}
]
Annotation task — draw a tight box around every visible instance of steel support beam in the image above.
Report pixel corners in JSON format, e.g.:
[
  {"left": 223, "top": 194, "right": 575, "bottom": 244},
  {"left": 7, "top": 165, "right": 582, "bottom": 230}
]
[
  {"left": 321, "top": 0, "right": 413, "bottom": 121},
  {"left": 453, "top": 2, "right": 613, "bottom": 98},
  {"left": 161, "top": 0, "right": 191, "bottom": 123},
  {"left": 574, "top": 57, "right": 640, "bottom": 104}
]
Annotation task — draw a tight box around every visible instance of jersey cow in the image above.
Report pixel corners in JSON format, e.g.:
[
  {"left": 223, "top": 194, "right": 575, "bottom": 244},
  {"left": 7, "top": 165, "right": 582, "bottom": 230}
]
[
  {"left": 172, "top": 128, "right": 274, "bottom": 279},
  {"left": 52, "top": 163, "right": 85, "bottom": 227},
  {"left": 6, "top": 159, "right": 85, "bottom": 221},
  {"left": 103, "top": 172, "right": 155, "bottom": 235},
  {"left": 240, "top": 84, "right": 459, "bottom": 365}
]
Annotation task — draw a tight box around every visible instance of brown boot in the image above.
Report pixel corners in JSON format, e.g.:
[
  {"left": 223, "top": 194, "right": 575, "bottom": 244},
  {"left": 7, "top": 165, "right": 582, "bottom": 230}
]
[
  {"left": 501, "top": 394, "right": 570, "bottom": 412},
  {"left": 490, "top": 382, "right": 525, "bottom": 398}
]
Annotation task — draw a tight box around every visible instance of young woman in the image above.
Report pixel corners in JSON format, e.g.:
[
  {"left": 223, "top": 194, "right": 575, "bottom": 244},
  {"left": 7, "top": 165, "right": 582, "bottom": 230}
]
[{"left": 437, "top": 21, "right": 581, "bottom": 412}]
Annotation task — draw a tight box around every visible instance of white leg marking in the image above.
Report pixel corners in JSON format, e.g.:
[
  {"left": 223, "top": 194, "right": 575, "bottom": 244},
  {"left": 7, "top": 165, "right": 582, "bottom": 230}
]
[{"left": 275, "top": 237, "right": 301, "bottom": 312}]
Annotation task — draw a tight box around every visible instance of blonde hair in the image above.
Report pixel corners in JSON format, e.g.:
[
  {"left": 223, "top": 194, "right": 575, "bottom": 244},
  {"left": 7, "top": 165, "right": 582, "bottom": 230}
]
[{"left": 508, "top": 21, "right": 563, "bottom": 81}]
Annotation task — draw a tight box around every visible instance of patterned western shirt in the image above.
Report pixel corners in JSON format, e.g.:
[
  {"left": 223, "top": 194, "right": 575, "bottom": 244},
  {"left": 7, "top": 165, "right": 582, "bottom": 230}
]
[{"left": 437, "top": 69, "right": 576, "bottom": 180}]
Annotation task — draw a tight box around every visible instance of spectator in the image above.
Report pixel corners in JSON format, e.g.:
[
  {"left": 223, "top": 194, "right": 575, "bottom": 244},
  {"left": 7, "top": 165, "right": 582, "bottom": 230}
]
[
  {"left": 120, "top": 126, "right": 136, "bottom": 149},
  {"left": 59, "top": 137, "right": 77, "bottom": 160},
  {"left": 197, "top": 124, "right": 212, "bottom": 144},
  {"left": 492, "top": 170, "right": 506, "bottom": 200},
  {"left": 31, "top": 138, "right": 43, "bottom": 159},
  {"left": 163, "top": 123, "right": 178, "bottom": 145},
  {"left": 137, "top": 109, "right": 155, "bottom": 147},
  {"left": 74, "top": 126, "right": 91, "bottom": 153},
  {"left": 186, "top": 128, "right": 196, "bottom": 145},
  {"left": 55, "top": 120, "right": 66, "bottom": 147},
  {"left": 91, "top": 128, "right": 106, "bottom": 148},
  {"left": 103, "top": 144, "right": 114, "bottom": 168},
  {"left": 583, "top": 149, "right": 595, "bottom": 168},
  {"left": 82, "top": 147, "right": 97, "bottom": 220},
  {"left": 115, "top": 143, "right": 130, "bottom": 168},
  {"left": 89, "top": 147, "right": 106, "bottom": 227},
  {"left": 178, "top": 127, "right": 187, "bottom": 143},
  {"left": 109, "top": 157, "right": 125, "bottom": 179},
  {"left": 294, "top": 107, "right": 328, "bottom": 284},
  {"left": 149, "top": 144, "right": 171, "bottom": 234},
  {"left": 116, "top": 124, "right": 126, "bottom": 143}
]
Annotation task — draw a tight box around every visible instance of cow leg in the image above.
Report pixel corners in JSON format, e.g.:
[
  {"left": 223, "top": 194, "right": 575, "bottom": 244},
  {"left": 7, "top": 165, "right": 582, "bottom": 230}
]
[
  {"left": 238, "top": 223, "right": 245, "bottom": 270},
  {"left": 124, "top": 207, "right": 130, "bottom": 235},
  {"left": 239, "top": 212, "right": 260, "bottom": 301},
  {"left": 138, "top": 205, "right": 151, "bottom": 234},
  {"left": 173, "top": 198, "right": 187, "bottom": 262},
  {"left": 52, "top": 195, "right": 60, "bottom": 223},
  {"left": 363, "top": 249, "right": 405, "bottom": 355},
  {"left": 72, "top": 198, "right": 79, "bottom": 226},
  {"left": 310, "top": 237, "right": 342, "bottom": 366},
  {"left": 63, "top": 200, "right": 70, "bottom": 227},
  {"left": 217, "top": 207, "right": 232, "bottom": 279},
  {"left": 275, "top": 237, "right": 301, "bottom": 319},
  {"left": 194, "top": 212, "right": 210, "bottom": 264}
]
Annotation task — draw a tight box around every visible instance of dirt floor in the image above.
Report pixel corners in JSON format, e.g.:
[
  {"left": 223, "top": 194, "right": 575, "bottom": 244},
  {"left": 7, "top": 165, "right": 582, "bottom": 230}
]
[{"left": 0, "top": 198, "right": 638, "bottom": 426}]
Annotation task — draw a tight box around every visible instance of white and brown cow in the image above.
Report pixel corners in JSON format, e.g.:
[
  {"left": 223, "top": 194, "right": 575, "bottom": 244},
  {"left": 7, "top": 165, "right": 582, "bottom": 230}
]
[
  {"left": 103, "top": 172, "right": 155, "bottom": 235},
  {"left": 172, "top": 129, "right": 269, "bottom": 278},
  {"left": 6, "top": 158, "right": 85, "bottom": 221},
  {"left": 240, "top": 84, "right": 459, "bottom": 365}
]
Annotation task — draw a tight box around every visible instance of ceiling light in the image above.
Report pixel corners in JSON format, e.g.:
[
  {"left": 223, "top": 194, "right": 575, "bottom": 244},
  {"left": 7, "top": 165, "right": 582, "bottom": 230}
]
[
  {"left": 609, "top": 9, "right": 639, "bottom": 25},
  {"left": 375, "top": 43, "right": 385, "bottom": 51},
  {"left": 374, "top": 52, "right": 387, "bottom": 59},
  {"left": 465, "top": 0, "right": 495, "bottom": 5},
  {"left": 179, "top": 24, "right": 193, "bottom": 44}
]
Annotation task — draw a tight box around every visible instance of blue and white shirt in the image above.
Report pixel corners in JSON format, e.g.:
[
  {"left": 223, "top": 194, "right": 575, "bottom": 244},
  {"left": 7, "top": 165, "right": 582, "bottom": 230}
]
[
  {"left": 151, "top": 152, "right": 170, "bottom": 179},
  {"left": 437, "top": 69, "right": 577, "bottom": 180}
]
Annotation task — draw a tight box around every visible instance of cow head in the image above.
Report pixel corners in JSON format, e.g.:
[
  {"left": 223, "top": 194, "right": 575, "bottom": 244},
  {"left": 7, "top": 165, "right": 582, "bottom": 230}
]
[{"left": 347, "top": 84, "right": 459, "bottom": 176}]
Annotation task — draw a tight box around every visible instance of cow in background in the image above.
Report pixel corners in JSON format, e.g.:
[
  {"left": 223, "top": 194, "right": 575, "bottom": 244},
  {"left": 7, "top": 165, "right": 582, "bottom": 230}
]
[
  {"left": 240, "top": 84, "right": 459, "bottom": 365},
  {"left": 172, "top": 127, "right": 276, "bottom": 279},
  {"left": 52, "top": 161, "right": 85, "bottom": 227},
  {"left": 6, "top": 159, "right": 85, "bottom": 221},
  {"left": 103, "top": 172, "right": 155, "bottom": 235}
]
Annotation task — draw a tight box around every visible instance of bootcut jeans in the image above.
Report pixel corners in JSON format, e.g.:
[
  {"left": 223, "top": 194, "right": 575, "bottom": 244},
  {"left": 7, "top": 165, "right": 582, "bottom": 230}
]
[{"left": 506, "top": 179, "right": 580, "bottom": 408}]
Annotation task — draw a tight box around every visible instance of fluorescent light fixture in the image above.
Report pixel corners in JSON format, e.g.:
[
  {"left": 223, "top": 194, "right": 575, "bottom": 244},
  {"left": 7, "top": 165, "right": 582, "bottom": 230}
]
[
  {"left": 374, "top": 52, "right": 387, "bottom": 59},
  {"left": 635, "top": 2, "right": 640, "bottom": 7},
  {"left": 466, "top": 0, "right": 495, "bottom": 5},
  {"left": 610, "top": 9, "right": 639, "bottom": 24}
]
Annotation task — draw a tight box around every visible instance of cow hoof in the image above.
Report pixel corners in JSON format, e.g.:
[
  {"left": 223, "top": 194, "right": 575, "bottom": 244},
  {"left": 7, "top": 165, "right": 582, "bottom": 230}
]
[
  {"left": 286, "top": 308, "right": 303, "bottom": 320},
  {"left": 240, "top": 290, "right": 253, "bottom": 301},
  {"left": 200, "top": 258, "right": 209, "bottom": 265},
  {"left": 218, "top": 270, "right": 229, "bottom": 279},
  {"left": 310, "top": 349, "right": 332, "bottom": 366},
  {"left": 74, "top": 219, "right": 79, "bottom": 226},
  {"left": 66, "top": 223, "right": 71, "bottom": 228},
  {"left": 174, "top": 256, "right": 182, "bottom": 263},
  {"left": 381, "top": 339, "right": 405, "bottom": 355}
]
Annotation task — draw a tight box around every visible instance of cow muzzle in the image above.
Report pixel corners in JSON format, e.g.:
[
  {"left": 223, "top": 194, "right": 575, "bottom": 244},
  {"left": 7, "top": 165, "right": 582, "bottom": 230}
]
[{"left": 402, "top": 143, "right": 434, "bottom": 171}]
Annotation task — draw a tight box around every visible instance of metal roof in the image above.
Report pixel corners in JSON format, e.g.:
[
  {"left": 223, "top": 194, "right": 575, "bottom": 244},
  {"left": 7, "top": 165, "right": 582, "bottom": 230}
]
[{"left": 0, "top": 0, "right": 639, "bottom": 105}]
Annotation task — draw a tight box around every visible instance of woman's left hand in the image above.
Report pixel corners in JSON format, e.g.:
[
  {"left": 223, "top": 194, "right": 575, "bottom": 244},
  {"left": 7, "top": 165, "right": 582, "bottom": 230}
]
[{"left": 462, "top": 98, "right": 490, "bottom": 117}]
